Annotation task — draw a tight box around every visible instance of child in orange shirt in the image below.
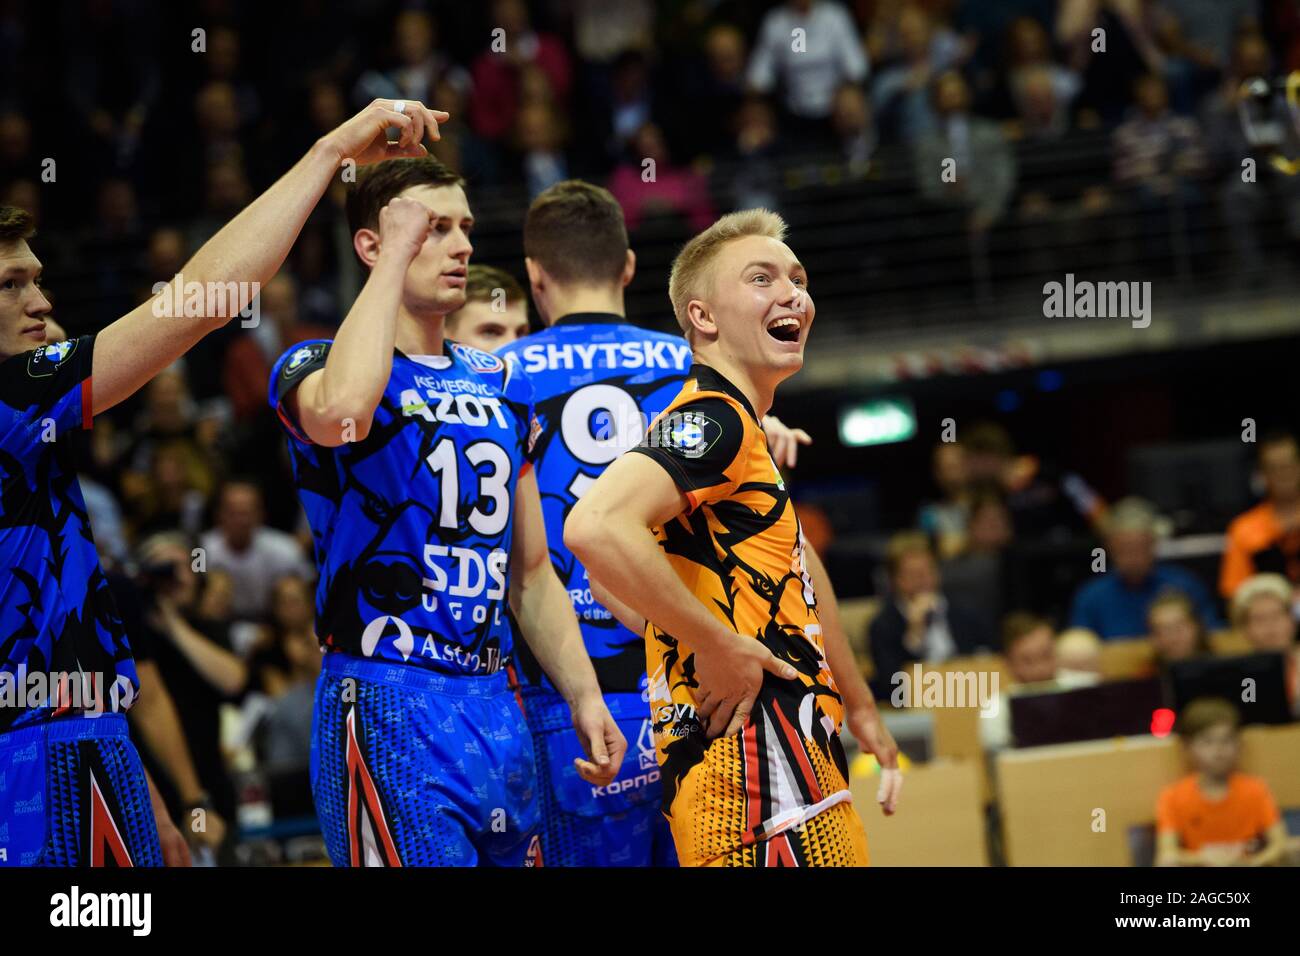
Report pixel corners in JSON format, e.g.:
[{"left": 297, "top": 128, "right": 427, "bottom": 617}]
[{"left": 1155, "top": 697, "right": 1288, "bottom": 866}]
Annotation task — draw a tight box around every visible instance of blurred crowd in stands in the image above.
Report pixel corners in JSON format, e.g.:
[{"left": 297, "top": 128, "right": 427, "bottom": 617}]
[
  {"left": 5, "top": 0, "right": 1299, "bottom": 862},
  {"left": 7, "top": 0, "right": 1300, "bottom": 331},
  {"left": 870, "top": 426, "right": 1300, "bottom": 699}
]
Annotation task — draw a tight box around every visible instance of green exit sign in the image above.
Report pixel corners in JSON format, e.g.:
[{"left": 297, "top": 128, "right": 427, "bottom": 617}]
[{"left": 838, "top": 398, "right": 917, "bottom": 447}]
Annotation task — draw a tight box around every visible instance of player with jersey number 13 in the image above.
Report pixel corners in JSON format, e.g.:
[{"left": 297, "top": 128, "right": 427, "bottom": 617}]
[{"left": 268, "top": 149, "right": 622, "bottom": 867}]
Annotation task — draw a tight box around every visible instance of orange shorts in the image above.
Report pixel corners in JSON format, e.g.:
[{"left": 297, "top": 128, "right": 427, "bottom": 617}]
[{"left": 700, "top": 800, "right": 870, "bottom": 868}]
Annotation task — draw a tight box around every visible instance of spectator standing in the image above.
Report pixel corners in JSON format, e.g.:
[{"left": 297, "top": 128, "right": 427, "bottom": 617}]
[
  {"left": 915, "top": 71, "right": 1017, "bottom": 237},
  {"left": 1112, "top": 72, "right": 1207, "bottom": 270},
  {"left": 748, "top": 0, "right": 869, "bottom": 148},
  {"left": 199, "top": 481, "right": 313, "bottom": 622},
  {"left": 352, "top": 10, "right": 469, "bottom": 108},
  {"left": 872, "top": 2, "right": 964, "bottom": 143},
  {"left": 1202, "top": 32, "right": 1300, "bottom": 285},
  {"left": 469, "top": 0, "right": 572, "bottom": 145},
  {"left": 135, "top": 533, "right": 248, "bottom": 849},
  {"left": 608, "top": 122, "right": 715, "bottom": 233}
]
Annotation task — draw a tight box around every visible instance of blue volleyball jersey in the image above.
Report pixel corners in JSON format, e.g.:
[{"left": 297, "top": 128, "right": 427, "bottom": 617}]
[
  {"left": 497, "top": 314, "right": 692, "bottom": 695},
  {"left": 0, "top": 336, "right": 138, "bottom": 733},
  {"left": 269, "top": 339, "right": 538, "bottom": 677}
]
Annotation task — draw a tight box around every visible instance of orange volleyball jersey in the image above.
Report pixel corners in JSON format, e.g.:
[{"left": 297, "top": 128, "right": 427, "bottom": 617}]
[{"left": 629, "top": 364, "right": 853, "bottom": 866}]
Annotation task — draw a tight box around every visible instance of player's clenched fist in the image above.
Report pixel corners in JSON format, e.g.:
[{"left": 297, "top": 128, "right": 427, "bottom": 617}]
[
  {"left": 570, "top": 693, "right": 627, "bottom": 787},
  {"left": 378, "top": 196, "right": 433, "bottom": 260},
  {"left": 319, "top": 98, "right": 450, "bottom": 167}
]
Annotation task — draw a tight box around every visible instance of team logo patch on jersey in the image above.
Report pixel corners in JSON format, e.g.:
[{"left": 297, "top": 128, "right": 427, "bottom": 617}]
[
  {"left": 26, "top": 338, "right": 77, "bottom": 378},
  {"left": 450, "top": 341, "right": 504, "bottom": 374},
  {"left": 282, "top": 342, "right": 327, "bottom": 380},
  {"left": 654, "top": 410, "right": 721, "bottom": 460}
]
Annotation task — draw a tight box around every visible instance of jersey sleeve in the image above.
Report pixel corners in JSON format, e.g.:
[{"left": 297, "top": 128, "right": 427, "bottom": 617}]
[
  {"left": 0, "top": 335, "right": 96, "bottom": 448},
  {"left": 501, "top": 352, "right": 541, "bottom": 470},
  {"left": 268, "top": 339, "right": 332, "bottom": 444},
  {"left": 629, "top": 395, "right": 750, "bottom": 511}
]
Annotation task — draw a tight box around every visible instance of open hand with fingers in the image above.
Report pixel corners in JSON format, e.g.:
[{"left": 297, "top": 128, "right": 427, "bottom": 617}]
[
  {"left": 320, "top": 98, "right": 450, "bottom": 167},
  {"left": 763, "top": 414, "right": 812, "bottom": 470},
  {"left": 693, "top": 634, "right": 798, "bottom": 739},
  {"left": 846, "top": 704, "right": 904, "bottom": 815}
]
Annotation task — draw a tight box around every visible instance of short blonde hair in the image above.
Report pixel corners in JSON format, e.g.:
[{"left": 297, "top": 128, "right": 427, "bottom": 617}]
[
  {"left": 1231, "top": 573, "right": 1293, "bottom": 628},
  {"left": 667, "top": 208, "right": 787, "bottom": 336}
]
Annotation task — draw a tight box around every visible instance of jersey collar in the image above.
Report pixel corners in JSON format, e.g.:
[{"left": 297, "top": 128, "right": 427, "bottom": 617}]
[
  {"left": 394, "top": 338, "right": 458, "bottom": 369},
  {"left": 552, "top": 312, "right": 625, "bottom": 328},
  {"left": 690, "top": 363, "right": 759, "bottom": 423}
]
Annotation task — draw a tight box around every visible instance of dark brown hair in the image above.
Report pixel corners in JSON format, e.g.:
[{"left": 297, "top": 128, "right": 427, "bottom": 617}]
[
  {"left": 1146, "top": 589, "right": 1210, "bottom": 657},
  {"left": 345, "top": 157, "right": 465, "bottom": 237},
  {"left": 964, "top": 421, "right": 1015, "bottom": 458},
  {"left": 1177, "top": 697, "right": 1240, "bottom": 740},
  {"left": 464, "top": 264, "right": 526, "bottom": 307},
  {"left": 884, "top": 530, "right": 934, "bottom": 579},
  {"left": 524, "top": 180, "right": 629, "bottom": 285},
  {"left": 0, "top": 205, "right": 35, "bottom": 244},
  {"left": 1001, "top": 611, "right": 1051, "bottom": 653}
]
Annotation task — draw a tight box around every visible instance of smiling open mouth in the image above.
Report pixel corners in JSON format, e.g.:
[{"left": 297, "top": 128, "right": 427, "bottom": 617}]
[{"left": 766, "top": 316, "right": 801, "bottom": 343}]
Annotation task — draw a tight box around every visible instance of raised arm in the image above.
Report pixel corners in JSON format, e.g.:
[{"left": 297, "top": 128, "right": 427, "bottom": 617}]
[
  {"left": 510, "top": 468, "right": 624, "bottom": 786},
  {"left": 285, "top": 196, "right": 432, "bottom": 445},
  {"left": 91, "top": 99, "right": 446, "bottom": 416}
]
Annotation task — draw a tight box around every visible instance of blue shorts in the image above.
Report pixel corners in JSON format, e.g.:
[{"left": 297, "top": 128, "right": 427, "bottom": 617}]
[
  {"left": 311, "top": 654, "right": 540, "bottom": 867},
  {"left": 521, "top": 689, "right": 677, "bottom": 867},
  {"left": 0, "top": 714, "right": 161, "bottom": 867}
]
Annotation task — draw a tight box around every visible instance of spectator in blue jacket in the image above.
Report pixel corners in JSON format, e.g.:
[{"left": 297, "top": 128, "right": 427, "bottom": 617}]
[{"left": 1070, "top": 497, "right": 1221, "bottom": 639}]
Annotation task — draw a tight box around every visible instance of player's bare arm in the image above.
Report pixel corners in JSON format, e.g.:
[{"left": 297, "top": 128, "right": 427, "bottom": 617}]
[
  {"left": 1242, "top": 821, "right": 1289, "bottom": 866},
  {"left": 90, "top": 99, "right": 447, "bottom": 417},
  {"left": 804, "top": 542, "right": 903, "bottom": 815},
  {"left": 587, "top": 573, "right": 645, "bottom": 636},
  {"left": 129, "top": 660, "right": 228, "bottom": 852},
  {"left": 565, "top": 451, "right": 798, "bottom": 740},
  {"left": 288, "top": 196, "right": 433, "bottom": 445},
  {"left": 145, "top": 770, "right": 191, "bottom": 868},
  {"left": 510, "top": 468, "right": 626, "bottom": 786}
]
